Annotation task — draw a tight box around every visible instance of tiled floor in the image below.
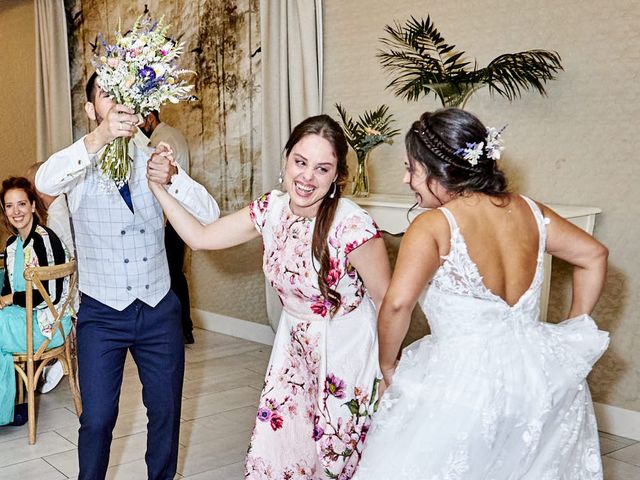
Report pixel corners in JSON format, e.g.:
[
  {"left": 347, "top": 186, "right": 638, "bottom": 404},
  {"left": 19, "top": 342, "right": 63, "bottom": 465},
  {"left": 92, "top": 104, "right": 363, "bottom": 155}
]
[{"left": 0, "top": 328, "right": 639, "bottom": 479}]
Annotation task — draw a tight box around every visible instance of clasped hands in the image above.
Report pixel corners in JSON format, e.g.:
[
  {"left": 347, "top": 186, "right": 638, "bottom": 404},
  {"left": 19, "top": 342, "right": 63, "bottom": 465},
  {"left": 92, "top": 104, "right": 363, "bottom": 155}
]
[
  {"left": 147, "top": 142, "right": 178, "bottom": 188},
  {"left": 87, "top": 104, "right": 177, "bottom": 186},
  {"left": 0, "top": 294, "right": 13, "bottom": 309},
  {"left": 102, "top": 105, "right": 180, "bottom": 187}
]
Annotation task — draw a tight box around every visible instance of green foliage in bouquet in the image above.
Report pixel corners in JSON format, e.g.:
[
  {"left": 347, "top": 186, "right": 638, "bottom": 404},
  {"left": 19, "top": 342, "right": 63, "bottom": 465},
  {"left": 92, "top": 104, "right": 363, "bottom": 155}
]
[{"left": 378, "top": 16, "right": 563, "bottom": 108}]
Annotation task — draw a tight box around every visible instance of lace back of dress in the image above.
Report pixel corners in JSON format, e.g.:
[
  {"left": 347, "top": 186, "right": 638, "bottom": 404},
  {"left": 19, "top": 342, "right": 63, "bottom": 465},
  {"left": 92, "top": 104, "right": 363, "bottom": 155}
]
[
  {"left": 430, "top": 199, "right": 548, "bottom": 303},
  {"left": 430, "top": 207, "right": 495, "bottom": 300}
]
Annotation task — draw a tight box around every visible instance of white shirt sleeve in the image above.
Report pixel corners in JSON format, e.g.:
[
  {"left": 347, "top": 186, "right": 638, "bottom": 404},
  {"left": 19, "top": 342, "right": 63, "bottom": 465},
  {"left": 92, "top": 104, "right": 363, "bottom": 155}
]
[
  {"left": 165, "top": 165, "right": 221, "bottom": 225},
  {"left": 38, "top": 132, "right": 219, "bottom": 225},
  {"left": 36, "top": 136, "right": 95, "bottom": 199}
]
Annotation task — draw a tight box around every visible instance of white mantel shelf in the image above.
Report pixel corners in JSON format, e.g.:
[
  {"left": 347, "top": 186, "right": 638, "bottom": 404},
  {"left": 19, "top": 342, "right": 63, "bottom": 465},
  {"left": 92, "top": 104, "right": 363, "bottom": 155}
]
[
  {"left": 350, "top": 193, "right": 602, "bottom": 235},
  {"left": 349, "top": 194, "right": 602, "bottom": 321}
]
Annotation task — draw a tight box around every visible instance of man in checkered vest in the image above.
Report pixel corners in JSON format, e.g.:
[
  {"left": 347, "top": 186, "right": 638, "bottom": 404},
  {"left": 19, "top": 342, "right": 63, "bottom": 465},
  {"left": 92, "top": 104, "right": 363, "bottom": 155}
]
[{"left": 36, "top": 72, "right": 220, "bottom": 480}]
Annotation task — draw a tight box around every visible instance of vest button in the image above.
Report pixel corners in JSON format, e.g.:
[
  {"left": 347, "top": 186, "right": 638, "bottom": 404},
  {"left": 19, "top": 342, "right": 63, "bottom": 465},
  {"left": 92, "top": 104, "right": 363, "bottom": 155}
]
[
  {"left": 121, "top": 230, "right": 126, "bottom": 235},
  {"left": 143, "top": 257, "right": 147, "bottom": 262},
  {"left": 124, "top": 258, "right": 129, "bottom": 263},
  {"left": 126, "top": 286, "right": 132, "bottom": 291},
  {"left": 140, "top": 229, "right": 145, "bottom": 234},
  {"left": 145, "top": 285, "right": 149, "bottom": 289}
]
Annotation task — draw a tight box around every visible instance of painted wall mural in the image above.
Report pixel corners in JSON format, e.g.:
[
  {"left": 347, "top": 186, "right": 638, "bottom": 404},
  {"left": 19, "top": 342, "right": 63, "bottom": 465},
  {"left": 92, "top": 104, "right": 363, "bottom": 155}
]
[
  {"left": 64, "top": 0, "right": 261, "bottom": 211},
  {"left": 64, "top": 0, "right": 269, "bottom": 324}
]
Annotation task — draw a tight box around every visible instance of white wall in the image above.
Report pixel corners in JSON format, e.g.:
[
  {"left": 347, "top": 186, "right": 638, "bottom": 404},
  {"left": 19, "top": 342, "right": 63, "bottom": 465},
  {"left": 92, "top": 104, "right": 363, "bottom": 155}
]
[{"left": 323, "top": 0, "right": 640, "bottom": 413}]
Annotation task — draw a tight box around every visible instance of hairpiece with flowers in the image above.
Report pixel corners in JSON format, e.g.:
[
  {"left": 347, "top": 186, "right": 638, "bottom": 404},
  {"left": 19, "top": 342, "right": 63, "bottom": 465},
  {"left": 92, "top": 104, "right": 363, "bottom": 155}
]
[{"left": 454, "top": 126, "right": 506, "bottom": 166}]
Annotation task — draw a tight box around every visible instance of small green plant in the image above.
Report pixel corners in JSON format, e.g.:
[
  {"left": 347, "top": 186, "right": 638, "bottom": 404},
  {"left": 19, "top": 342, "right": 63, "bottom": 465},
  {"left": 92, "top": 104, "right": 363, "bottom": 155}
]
[
  {"left": 335, "top": 104, "right": 400, "bottom": 196},
  {"left": 378, "top": 15, "right": 563, "bottom": 108},
  {"left": 335, "top": 104, "right": 400, "bottom": 163}
]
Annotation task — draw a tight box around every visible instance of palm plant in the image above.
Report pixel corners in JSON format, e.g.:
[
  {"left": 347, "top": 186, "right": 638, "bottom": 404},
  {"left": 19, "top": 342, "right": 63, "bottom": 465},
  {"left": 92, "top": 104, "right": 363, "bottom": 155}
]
[{"left": 378, "top": 16, "right": 563, "bottom": 108}]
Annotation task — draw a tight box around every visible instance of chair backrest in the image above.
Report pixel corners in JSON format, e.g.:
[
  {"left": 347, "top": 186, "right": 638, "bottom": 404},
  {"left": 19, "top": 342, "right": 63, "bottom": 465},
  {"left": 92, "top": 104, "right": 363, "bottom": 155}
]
[{"left": 24, "top": 260, "right": 77, "bottom": 359}]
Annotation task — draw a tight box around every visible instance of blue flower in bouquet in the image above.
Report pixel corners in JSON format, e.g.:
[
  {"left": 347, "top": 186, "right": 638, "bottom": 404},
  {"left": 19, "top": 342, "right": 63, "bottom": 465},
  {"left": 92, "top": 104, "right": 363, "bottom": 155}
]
[{"left": 138, "top": 66, "right": 156, "bottom": 82}]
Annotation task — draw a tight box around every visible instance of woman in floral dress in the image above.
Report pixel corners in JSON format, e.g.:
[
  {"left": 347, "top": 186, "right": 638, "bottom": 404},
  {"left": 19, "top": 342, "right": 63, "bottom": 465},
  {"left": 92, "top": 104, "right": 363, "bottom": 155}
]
[{"left": 149, "top": 115, "right": 391, "bottom": 479}]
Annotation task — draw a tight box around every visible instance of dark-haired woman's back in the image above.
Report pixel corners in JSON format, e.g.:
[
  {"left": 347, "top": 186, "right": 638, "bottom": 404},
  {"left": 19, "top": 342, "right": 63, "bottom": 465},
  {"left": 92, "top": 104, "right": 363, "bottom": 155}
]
[
  {"left": 353, "top": 192, "right": 609, "bottom": 480},
  {"left": 444, "top": 193, "right": 541, "bottom": 306},
  {"left": 354, "top": 107, "right": 609, "bottom": 479}
]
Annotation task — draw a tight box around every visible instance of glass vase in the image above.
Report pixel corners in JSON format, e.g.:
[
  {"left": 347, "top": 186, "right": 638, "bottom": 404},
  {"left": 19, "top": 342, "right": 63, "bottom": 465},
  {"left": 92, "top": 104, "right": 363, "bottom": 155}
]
[{"left": 351, "top": 152, "right": 370, "bottom": 197}]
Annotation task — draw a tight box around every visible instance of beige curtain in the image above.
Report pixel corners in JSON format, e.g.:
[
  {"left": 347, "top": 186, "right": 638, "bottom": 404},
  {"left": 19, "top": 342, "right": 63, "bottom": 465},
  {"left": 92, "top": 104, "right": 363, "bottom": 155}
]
[
  {"left": 260, "top": 0, "right": 323, "bottom": 331},
  {"left": 35, "top": 0, "right": 73, "bottom": 161}
]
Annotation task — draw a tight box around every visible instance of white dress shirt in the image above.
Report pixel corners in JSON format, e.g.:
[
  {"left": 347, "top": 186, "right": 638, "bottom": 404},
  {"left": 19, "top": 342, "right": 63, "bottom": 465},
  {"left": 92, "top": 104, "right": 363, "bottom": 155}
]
[
  {"left": 36, "top": 131, "right": 219, "bottom": 224},
  {"left": 36, "top": 131, "right": 220, "bottom": 310}
]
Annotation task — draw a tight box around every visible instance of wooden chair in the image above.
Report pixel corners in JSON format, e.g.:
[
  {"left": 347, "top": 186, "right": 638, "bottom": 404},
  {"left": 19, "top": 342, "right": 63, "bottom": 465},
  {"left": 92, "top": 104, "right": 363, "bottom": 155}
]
[{"left": 12, "top": 260, "right": 82, "bottom": 444}]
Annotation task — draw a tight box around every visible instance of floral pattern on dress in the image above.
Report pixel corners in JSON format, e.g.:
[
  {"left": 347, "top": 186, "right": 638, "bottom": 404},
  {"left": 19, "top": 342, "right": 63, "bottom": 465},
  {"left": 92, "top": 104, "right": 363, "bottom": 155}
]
[
  {"left": 247, "top": 321, "right": 381, "bottom": 479},
  {"left": 248, "top": 191, "right": 380, "bottom": 320},
  {"left": 246, "top": 191, "right": 382, "bottom": 480}
]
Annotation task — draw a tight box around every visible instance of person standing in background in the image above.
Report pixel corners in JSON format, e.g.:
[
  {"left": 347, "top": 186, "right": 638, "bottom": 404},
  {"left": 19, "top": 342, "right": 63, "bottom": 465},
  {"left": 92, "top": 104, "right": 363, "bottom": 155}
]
[
  {"left": 141, "top": 110, "right": 190, "bottom": 173},
  {"left": 141, "top": 110, "right": 195, "bottom": 344}
]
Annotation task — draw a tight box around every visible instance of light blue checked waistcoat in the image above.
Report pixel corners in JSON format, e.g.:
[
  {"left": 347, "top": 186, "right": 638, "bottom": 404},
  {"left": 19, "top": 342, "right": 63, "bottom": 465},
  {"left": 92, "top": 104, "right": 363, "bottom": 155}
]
[{"left": 72, "top": 142, "right": 170, "bottom": 311}]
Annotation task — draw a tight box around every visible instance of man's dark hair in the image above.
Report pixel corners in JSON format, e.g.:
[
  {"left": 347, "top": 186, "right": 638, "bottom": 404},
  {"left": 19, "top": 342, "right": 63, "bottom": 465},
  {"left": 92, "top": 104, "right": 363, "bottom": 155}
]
[{"left": 85, "top": 72, "right": 99, "bottom": 103}]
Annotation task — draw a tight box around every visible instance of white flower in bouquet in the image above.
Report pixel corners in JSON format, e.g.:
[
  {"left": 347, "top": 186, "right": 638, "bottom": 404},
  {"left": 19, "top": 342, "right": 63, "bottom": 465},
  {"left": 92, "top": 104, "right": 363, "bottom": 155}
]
[{"left": 92, "top": 15, "right": 195, "bottom": 187}]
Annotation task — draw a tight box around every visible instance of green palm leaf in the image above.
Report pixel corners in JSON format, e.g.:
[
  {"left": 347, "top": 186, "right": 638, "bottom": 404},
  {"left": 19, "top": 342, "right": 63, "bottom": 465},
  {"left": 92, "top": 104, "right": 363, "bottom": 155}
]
[
  {"left": 378, "top": 16, "right": 473, "bottom": 104},
  {"left": 478, "top": 50, "right": 563, "bottom": 101},
  {"left": 378, "top": 16, "right": 563, "bottom": 107}
]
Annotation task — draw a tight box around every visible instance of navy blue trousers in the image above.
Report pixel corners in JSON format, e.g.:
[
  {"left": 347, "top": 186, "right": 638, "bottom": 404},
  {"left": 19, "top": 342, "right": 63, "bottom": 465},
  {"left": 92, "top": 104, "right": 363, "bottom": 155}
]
[{"left": 76, "top": 291, "right": 184, "bottom": 480}]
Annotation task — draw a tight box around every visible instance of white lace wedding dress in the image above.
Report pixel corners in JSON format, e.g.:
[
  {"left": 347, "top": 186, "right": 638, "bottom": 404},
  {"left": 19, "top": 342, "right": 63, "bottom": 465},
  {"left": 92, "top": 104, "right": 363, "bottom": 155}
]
[{"left": 354, "top": 197, "right": 609, "bottom": 480}]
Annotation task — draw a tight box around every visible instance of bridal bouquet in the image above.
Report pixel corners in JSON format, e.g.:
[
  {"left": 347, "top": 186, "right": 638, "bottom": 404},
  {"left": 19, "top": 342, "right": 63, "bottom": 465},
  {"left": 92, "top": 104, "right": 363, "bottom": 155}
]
[{"left": 93, "top": 15, "right": 195, "bottom": 187}]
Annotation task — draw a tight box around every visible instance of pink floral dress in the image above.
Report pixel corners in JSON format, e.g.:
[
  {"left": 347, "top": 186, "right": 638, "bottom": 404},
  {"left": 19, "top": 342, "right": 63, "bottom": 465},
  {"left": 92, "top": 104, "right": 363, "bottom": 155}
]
[{"left": 245, "top": 190, "right": 383, "bottom": 480}]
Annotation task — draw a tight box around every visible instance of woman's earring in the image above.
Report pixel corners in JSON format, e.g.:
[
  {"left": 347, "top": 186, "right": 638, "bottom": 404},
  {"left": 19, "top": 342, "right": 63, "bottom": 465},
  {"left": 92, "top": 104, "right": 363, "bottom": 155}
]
[
  {"left": 328, "top": 182, "right": 337, "bottom": 199},
  {"left": 278, "top": 171, "right": 283, "bottom": 184}
]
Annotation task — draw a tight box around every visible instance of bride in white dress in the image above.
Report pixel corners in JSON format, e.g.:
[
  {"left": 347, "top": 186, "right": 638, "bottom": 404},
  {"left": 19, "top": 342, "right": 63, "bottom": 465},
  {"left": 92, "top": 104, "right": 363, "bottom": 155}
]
[{"left": 354, "top": 109, "right": 609, "bottom": 480}]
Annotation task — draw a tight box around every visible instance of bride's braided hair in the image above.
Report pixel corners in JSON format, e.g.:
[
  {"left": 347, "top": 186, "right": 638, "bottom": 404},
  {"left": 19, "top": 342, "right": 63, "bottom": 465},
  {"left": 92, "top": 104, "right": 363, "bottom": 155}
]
[
  {"left": 406, "top": 108, "right": 509, "bottom": 197},
  {"left": 415, "top": 122, "right": 478, "bottom": 173}
]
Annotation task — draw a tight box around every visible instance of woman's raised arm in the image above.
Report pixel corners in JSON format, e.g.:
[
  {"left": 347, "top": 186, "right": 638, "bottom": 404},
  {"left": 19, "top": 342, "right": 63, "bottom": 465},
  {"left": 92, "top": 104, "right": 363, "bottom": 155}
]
[{"left": 149, "top": 180, "right": 260, "bottom": 251}]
